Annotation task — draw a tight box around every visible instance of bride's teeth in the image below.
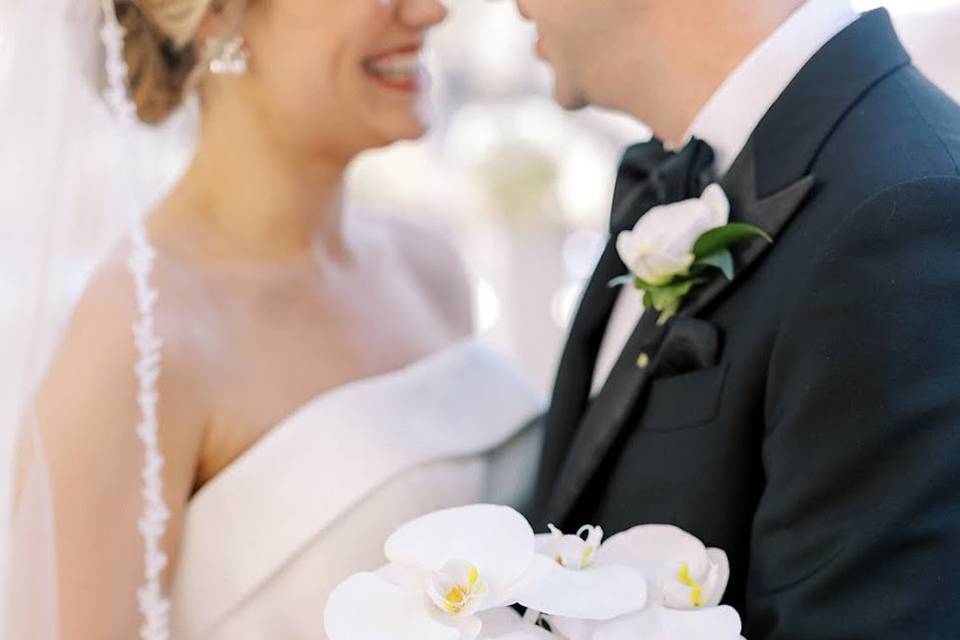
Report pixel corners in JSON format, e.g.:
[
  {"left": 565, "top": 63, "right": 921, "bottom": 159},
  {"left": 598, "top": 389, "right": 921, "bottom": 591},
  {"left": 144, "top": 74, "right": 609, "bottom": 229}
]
[{"left": 366, "top": 54, "right": 419, "bottom": 80}]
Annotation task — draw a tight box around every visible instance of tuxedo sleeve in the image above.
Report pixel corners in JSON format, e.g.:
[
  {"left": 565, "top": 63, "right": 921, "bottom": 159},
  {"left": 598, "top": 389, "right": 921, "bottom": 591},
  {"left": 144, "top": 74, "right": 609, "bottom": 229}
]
[{"left": 748, "top": 176, "right": 960, "bottom": 638}]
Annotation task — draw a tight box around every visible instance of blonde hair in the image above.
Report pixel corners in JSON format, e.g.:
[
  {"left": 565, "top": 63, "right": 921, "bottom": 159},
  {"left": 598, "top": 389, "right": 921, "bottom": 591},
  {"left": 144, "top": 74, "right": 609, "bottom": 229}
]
[{"left": 114, "top": 0, "right": 214, "bottom": 124}]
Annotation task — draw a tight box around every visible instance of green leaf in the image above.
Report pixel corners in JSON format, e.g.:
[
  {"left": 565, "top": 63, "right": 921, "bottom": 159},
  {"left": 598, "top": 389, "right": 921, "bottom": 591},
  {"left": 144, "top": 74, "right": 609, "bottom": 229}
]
[
  {"left": 656, "top": 305, "right": 679, "bottom": 326},
  {"left": 693, "top": 223, "right": 773, "bottom": 259},
  {"left": 632, "top": 277, "right": 659, "bottom": 293},
  {"left": 642, "top": 290, "right": 654, "bottom": 310},
  {"left": 639, "top": 276, "right": 710, "bottom": 324},
  {"left": 696, "top": 249, "right": 735, "bottom": 281}
]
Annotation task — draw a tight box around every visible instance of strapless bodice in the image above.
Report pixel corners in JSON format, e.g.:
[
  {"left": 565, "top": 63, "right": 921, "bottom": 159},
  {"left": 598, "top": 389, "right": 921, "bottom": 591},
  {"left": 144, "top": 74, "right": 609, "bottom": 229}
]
[{"left": 169, "top": 339, "right": 544, "bottom": 639}]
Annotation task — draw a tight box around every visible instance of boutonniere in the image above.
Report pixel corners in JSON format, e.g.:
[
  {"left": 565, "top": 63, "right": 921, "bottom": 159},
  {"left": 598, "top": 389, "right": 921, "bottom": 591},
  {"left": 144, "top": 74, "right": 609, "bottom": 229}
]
[{"left": 611, "top": 184, "right": 772, "bottom": 325}]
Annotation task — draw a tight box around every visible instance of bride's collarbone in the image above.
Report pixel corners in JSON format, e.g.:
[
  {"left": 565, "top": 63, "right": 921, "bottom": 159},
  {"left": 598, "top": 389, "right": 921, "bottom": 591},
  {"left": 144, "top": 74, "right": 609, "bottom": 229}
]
[
  {"left": 135, "top": 217, "right": 470, "bottom": 492},
  {"left": 172, "top": 281, "right": 466, "bottom": 496}
]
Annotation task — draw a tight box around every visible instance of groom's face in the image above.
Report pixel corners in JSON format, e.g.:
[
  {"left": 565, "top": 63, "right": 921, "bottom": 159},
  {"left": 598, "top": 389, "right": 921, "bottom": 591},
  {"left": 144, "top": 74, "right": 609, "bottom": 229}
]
[{"left": 515, "top": 0, "right": 660, "bottom": 110}]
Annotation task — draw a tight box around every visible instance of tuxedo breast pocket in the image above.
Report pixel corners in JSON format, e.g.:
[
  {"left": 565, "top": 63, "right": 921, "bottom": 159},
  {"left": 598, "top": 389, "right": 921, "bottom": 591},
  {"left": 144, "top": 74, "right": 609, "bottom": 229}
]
[{"left": 640, "top": 362, "right": 730, "bottom": 432}]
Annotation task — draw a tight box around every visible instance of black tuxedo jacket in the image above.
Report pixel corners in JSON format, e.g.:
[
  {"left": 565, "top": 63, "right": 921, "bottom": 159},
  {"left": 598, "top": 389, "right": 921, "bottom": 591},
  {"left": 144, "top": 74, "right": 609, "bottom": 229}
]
[{"left": 531, "top": 10, "right": 960, "bottom": 639}]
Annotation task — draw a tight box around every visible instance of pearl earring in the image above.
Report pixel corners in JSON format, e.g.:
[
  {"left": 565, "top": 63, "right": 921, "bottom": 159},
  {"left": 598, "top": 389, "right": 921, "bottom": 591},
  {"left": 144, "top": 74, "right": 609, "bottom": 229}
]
[{"left": 207, "top": 36, "right": 249, "bottom": 76}]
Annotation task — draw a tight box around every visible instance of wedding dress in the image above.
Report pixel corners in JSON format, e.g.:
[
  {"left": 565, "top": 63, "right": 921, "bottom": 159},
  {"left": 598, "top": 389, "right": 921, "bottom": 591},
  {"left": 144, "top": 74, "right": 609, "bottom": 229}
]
[{"left": 168, "top": 338, "right": 543, "bottom": 639}]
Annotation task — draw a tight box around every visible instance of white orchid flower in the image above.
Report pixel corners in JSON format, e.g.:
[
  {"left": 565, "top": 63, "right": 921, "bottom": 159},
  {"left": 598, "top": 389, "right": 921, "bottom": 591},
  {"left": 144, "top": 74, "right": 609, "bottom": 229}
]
[
  {"left": 517, "top": 524, "right": 648, "bottom": 621},
  {"left": 599, "top": 524, "right": 730, "bottom": 610},
  {"left": 324, "top": 504, "right": 553, "bottom": 640},
  {"left": 547, "top": 525, "right": 744, "bottom": 640},
  {"left": 616, "top": 183, "right": 730, "bottom": 286}
]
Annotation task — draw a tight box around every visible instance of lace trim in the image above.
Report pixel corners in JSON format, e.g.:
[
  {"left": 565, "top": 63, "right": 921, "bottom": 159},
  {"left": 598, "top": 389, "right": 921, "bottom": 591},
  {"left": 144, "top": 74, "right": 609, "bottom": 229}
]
[
  {"left": 100, "top": 2, "right": 172, "bottom": 638},
  {"left": 128, "top": 224, "right": 172, "bottom": 640},
  {"left": 99, "top": 2, "right": 137, "bottom": 126}
]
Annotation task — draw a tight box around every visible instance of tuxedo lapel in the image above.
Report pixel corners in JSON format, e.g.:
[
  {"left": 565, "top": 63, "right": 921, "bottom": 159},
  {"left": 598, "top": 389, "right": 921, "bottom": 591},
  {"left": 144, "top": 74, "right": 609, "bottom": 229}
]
[
  {"left": 545, "top": 315, "right": 721, "bottom": 522},
  {"left": 681, "top": 8, "right": 909, "bottom": 318},
  {"left": 532, "top": 194, "right": 651, "bottom": 520},
  {"left": 539, "top": 9, "right": 913, "bottom": 526},
  {"left": 681, "top": 151, "right": 816, "bottom": 321},
  {"left": 533, "top": 141, "right": 708, "bottom": 519}
]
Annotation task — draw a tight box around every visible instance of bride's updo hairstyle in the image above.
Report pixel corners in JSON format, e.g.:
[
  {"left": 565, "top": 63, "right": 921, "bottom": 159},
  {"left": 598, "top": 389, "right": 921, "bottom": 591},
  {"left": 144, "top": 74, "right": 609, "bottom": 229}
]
[{"left": 113, "top": 0, "right": 214, "bottom": 124}]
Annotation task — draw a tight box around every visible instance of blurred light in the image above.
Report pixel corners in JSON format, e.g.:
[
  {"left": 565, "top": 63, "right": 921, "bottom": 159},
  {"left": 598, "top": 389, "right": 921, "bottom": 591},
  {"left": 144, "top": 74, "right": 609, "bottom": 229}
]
[
  {"left": 473, "top": 276, "right": 503, "bottom": 334},
  {"left": 551, "top": 282, "right": 585, "bottom": 329},
  {"left": 445, "top": 105, "right": 502, "bottom": 165},
  {"left": 562, "top": 230, "right": 605, "bottom": 279},
  {"left": 513, "top": 99, "right": 573, "bottom": 154},
  {"left": 555, "top": 138, "right": 617, "bottom": 226}
]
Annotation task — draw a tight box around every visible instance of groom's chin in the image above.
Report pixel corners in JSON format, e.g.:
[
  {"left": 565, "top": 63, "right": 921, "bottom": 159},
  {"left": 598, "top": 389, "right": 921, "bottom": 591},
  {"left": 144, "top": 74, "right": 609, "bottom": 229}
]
[
  {"left": 547, "top": 70, "right": 591, "bottom": 111},
  {"left": 552, "top": 84, "right": 591, "bottom": 112}
]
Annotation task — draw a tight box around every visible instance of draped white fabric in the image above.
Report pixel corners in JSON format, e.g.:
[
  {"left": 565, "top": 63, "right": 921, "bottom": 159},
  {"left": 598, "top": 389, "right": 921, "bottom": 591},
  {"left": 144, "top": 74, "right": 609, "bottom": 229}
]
[
  {"left": 169, "top": 339, "right": 543, "bottom": 639},
  {"left": 0, "top": 1, "right": 192, "bottom": 636}
]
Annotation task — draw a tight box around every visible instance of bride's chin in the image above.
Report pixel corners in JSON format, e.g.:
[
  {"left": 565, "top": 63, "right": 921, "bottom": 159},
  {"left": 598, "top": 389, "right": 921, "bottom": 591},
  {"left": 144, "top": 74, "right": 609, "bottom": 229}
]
[{"left": 385, "top": 104, "right": 435, "bottom": 142}]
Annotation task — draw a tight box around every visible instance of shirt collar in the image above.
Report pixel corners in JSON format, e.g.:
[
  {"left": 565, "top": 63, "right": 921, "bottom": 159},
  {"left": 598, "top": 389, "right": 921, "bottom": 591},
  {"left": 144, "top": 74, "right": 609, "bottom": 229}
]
[{"left": 686, "top": 0, "right": 859, "bottom": 176}]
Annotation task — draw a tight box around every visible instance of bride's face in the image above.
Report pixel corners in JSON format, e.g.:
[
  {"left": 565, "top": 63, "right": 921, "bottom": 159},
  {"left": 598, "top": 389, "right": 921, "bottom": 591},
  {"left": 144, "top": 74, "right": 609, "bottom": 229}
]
[{"left": 242, "top": 0, "right": 448, "bottom": 156}]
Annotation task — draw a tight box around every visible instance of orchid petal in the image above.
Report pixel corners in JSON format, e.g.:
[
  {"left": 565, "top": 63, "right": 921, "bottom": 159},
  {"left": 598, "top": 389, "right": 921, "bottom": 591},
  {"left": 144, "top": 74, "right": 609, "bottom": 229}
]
[
  {"left": 616, "top": 230, "right": 645, "bottom": 269},
  {"left": 592, "top": 604, "right": 743, "bottom": 640},
  {"left": 599, "top": 525, "right": 711, "bottom": 581},
  {"left": 448, "top": 612, "right": 484, "bottom": 640},
  {"left": 517, "top": 560, "right": 647, "bottom": 620},
  {"left": 705, "top": 548, "right": 730, "bottom": 607},
  {"left": 701, "top": 184, "right": 731, "bottom": 227},
  {"left": 497, "top": 552, "right": 554, "bottom": 606},
  {"left": 546, "top": 614, "right": 597, "bottom": 640},
  {"left": 385, "top": 504, "right": 535, "bottom": 593},
  {"left": 324, "top": 573, "right": 460, "bottom": 640},
  {"left": 377, "top": 562, "right": 424, "bottom": 590}
]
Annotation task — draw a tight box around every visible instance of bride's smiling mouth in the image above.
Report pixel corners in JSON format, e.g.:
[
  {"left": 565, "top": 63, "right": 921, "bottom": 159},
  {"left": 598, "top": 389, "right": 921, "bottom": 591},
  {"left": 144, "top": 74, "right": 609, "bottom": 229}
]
[{"left": 362, "top": 45, "right": 426, "bottom": 94}]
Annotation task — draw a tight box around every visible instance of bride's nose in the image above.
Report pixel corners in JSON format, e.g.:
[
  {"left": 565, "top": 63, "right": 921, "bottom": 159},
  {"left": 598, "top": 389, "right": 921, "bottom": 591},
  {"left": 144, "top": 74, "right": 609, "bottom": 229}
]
[{"left": 397, "top": 0, "right": 450, "bottom": 29}]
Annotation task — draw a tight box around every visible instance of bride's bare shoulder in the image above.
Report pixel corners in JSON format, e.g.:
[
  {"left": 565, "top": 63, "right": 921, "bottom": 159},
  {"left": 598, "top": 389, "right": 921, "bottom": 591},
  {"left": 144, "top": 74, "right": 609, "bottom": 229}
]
[
  {"left": 22, "top": 240, "right": 207, "bottom": 635},
  {"left": 37, "top": 240, "right": 210, "bottom": 468},
  {"left": 375, "top": 212, "right": 473, "bottom": 335}
]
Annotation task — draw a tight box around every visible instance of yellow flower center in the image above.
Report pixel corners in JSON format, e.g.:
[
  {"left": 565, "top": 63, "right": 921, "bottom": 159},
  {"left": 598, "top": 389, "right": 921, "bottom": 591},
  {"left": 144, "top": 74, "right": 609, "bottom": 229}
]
[
  {"left": 547, "top": 524, "right": 604, "bottom": 571},
  {"left": 678, "top": 563, "right": 706, "bottom": 607},
  {"left": 428, "top": 561, "right": 488, "bottom": 616}
]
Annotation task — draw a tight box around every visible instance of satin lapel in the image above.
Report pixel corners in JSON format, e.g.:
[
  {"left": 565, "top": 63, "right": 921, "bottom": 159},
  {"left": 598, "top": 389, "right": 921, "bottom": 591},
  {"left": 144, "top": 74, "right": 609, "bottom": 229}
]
[
  {"left": 545, "top": 315, "right": 720, "bottom": 522},
  {"left": 682, "top": 151, "right": 816, "bottom": 320},
  {"left": 532, "top": 241, "right": 630, "bottom": 520},
  {"left": 533, "top": 166, "right": 672, "bottom": 521}
]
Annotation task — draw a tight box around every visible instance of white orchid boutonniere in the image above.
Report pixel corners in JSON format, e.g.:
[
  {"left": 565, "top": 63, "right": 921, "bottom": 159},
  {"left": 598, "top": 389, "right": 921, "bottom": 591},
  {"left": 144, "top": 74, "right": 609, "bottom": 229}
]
[{"left": 613, "top": 184, "right": 772, "bottom": 325}]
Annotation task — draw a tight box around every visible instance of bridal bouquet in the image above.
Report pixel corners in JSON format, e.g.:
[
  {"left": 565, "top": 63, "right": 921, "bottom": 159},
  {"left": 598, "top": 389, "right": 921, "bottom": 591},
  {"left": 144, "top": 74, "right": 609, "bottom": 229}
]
[{"left": 323, "top": 504, "right": 745, "bottom": 640}]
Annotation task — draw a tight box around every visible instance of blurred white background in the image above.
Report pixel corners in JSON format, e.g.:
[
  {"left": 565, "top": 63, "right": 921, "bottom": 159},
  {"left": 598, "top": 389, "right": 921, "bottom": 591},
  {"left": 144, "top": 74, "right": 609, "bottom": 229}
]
[
  {"left": 348, "top": 0, "right": 960, "bottom": 392},
  {"left": 2, "top": 0, "right": 958, "bottom": 399}
]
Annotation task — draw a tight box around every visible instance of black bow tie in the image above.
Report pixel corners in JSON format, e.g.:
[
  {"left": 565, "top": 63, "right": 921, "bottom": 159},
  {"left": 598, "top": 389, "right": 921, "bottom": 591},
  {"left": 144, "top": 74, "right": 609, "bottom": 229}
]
[{"left": 610, "top": 137, "right": 717, "bottom": 235}]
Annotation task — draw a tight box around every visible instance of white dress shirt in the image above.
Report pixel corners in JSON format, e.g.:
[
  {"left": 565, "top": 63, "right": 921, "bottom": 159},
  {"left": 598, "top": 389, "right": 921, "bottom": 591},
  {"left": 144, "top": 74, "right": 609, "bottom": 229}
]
[{"left": 591, "top": 0, "right": 859, "bottom": 395}]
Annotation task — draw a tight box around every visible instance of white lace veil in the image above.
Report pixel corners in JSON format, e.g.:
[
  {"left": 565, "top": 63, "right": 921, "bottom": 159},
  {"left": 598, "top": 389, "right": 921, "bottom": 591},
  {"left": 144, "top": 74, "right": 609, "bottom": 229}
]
[{"left": 0, "top": 0, "right": 191, "bottom": 636}]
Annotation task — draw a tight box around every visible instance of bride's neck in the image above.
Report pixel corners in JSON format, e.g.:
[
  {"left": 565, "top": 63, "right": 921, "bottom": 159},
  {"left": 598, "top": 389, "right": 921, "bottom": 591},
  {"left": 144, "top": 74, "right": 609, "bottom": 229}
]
[{"left": 158, "top": 95, "right": 353, "bottom": 264}]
